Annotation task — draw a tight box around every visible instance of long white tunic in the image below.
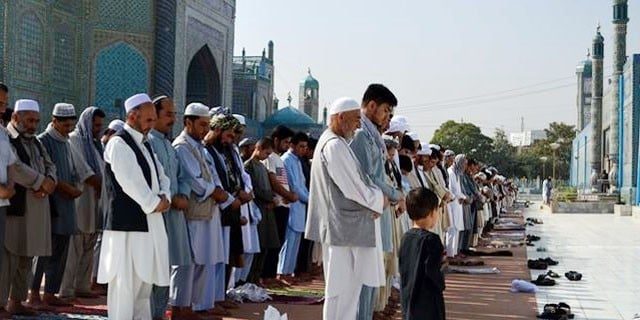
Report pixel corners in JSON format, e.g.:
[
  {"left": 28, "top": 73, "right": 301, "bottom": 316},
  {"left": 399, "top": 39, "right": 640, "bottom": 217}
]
[
  {"left": 97, "top": 124, "right": 171, "bottom": 286},
  {"left": 447, "top": 167, "right": 466, "bottom": 231}
]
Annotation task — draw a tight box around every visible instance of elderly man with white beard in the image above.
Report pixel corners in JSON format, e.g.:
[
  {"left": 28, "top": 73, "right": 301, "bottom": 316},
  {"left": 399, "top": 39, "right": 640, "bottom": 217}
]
[{"left": 305, "top": 97, "right": 386, "bottom": 320}]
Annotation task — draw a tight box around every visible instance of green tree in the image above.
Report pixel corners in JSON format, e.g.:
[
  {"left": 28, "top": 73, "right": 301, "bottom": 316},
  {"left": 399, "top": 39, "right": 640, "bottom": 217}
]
[
  {"left": 430, "top": 120, "right": 493, "bottom": 162},
  {"left": 517, "top": 122, "right": 576, "bottom": 181},
  {"left": 487, "top": 129, "right": 519, "bottom": 177}
]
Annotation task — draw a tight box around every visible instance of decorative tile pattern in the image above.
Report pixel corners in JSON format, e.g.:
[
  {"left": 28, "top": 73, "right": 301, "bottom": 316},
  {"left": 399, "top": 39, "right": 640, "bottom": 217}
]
[
  {"left": 17, "top": 12, "right": 44, "bottom": 83},
  {"left": 52, "top": 23, "right": 75, "bottom": 90},
  {"left": 96, "top": 0, "right": 153, "bottom": 33},
  {"left": 95, "top": 42, "right": 148, "bottom": 120},
  {"left": 0, "top": 1, "right": 4, "bottom": 80}
]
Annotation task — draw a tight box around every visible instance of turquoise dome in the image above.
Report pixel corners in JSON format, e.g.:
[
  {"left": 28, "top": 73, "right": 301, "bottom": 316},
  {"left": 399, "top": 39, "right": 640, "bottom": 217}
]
[
  {"left": 264, "top": 106, "right": 316, "bottom": 127},
  {"left": 301, "top": 69, "right": 319, "bottom": 89}
]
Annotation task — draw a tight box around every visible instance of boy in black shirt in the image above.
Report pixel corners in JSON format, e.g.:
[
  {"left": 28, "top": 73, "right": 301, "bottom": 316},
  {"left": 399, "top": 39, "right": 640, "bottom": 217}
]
[{"left": 399, "top": 188, "right": 446, "bottom": 320}]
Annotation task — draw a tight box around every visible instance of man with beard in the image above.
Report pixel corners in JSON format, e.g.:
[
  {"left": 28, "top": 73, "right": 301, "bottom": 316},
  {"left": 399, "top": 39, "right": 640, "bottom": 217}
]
[
  {"left": 61, "top": 106, "right": 106, "bottom": 301},
  {"left": 349, "top": 84, "right": 403, "bottom": 320},
  {"left": 204, "top": 110, "right": 250, "bottom": 314},
  {"left": 30, "top": 103, "right": 95, "bottom": 308},
  {"left": 305, "top": 97, "right": 386, "bottom": 320},
  {"left": 1, "top": 99, "right": 57, "bottom": 316},
  {"left": 98, "top": 93, "right": 171, "bottom": 319},
  {"left": 148, "top": 96, "right": 193, "bottom": 319},
  {"left": 173, "top": 103, "right": 229, "bottom": 318}
]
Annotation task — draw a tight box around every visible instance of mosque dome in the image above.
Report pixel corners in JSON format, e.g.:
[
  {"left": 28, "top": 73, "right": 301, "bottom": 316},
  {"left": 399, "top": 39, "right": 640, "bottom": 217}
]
[{"left": 301, "top": 68, "right": 319, "bottom": 89}]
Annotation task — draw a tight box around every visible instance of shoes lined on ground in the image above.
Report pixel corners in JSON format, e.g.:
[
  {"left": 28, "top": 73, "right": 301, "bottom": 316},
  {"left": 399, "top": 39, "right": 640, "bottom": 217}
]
[
  {"left": 537, "top": 303, "right": 573, "bottom": 319},
  {"left": 531, "top": 274, "right": 556, "bottom": 286},
  {"left": 528, "top": 259, "right": 548, "bottom": 270},
  {"left": 565, "top": 271, "right": 582, "bottom": 281}
]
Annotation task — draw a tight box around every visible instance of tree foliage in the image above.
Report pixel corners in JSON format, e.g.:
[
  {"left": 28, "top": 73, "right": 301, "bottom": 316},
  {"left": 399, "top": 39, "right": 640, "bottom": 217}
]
[
  {"left": 430, "top": 121, "right": 493, "bottom": 161},
  {"left": 429, "top": 120, "right": 576, "bottom": 180}
]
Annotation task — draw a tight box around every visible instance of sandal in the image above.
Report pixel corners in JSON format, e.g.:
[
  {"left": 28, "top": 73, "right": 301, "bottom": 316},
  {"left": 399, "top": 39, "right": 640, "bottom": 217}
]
[
  {"left": 528, "top": 259, "right": 548, "bottom": 270},
  {"left": 565, "top": 271, "right": 582, "bottom": 281},
  {"left": 558, "top": 302, "right": 575, "bottom": 319},
  {"left": 537, "top": 303, "right": 568, "bottom": 319},
  {"left": 537, "top": 303, "right": 569, "bottom": 319},
  {"left": 546, "top": 270, "right": 560, "bottom": 278},
  {"left": 531, "top": 274, "right": 556, "bottom": 286}
]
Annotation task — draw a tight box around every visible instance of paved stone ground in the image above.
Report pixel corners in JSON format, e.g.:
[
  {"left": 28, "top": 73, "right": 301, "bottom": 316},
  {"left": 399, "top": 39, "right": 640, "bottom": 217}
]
[
  {"left": 29, "top": 201, "right": 640, "bottom": 319},
  {"left": 525, "top": 202, "right": 640, "bottom": 320}
]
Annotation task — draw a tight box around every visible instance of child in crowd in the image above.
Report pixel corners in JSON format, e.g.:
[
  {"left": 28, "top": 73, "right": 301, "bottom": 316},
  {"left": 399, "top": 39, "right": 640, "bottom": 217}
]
[{"left": 399, "top": 187, "right": 446, "bottom": 320}]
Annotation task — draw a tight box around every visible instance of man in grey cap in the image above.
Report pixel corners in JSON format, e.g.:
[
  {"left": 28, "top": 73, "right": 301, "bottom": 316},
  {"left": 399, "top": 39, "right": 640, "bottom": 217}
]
[
  {"left": 1, "top": 99, "right": 57, "bottom": 316},
  {"left": 29, "top": 103, "right": 96, "bottom": 307}
]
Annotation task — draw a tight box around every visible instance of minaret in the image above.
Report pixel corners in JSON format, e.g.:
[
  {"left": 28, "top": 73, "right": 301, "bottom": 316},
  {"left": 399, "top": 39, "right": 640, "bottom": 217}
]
[
  {"left": 609, "top": 0, "right": 629, "bottom": 193},
  {"left": 590, "top": 24, "right": 604, "bottom": 192}
]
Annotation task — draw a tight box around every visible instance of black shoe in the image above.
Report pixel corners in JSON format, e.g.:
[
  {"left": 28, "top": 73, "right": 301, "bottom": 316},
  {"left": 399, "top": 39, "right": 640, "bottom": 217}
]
[
  {"left": 531, "top": 274, "right": 556, "bottom": 286},
  {"left": 528, "top": 259, "right": 548, "bottom": 270},
  {"left": 565, "top": 271, "right": 582, "bottom": 281}
]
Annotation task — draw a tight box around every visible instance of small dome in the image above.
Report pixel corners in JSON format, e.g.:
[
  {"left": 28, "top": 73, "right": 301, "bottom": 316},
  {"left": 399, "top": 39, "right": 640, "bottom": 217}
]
[{"left": 301, "top": 68, "right": 319, "bottom": 89}]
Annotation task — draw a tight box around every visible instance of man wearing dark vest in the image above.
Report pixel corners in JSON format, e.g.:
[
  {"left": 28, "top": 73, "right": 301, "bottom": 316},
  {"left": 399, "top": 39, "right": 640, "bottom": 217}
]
[
  {"left": 97, "top": 93, "right": 171, "bottom": 319},
  {"left": 0, "top": 99, "right": 57, "bottom": 316},
  {"left": 204, "top": 109, "right": 251, "bottom": 313}
]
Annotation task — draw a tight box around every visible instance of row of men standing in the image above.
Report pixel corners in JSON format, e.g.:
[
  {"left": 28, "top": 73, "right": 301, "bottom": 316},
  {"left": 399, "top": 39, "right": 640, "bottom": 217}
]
[{"left": 0, "top": 82, "right": 318, "bottom": 319}]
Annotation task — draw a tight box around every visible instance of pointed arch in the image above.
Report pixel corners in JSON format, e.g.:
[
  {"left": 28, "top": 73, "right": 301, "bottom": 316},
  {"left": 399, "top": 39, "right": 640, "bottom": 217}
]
[
  {"left": 94, "top": 42, "right": 149, "bottom": 119},
  {"left": 186, "top": 45, "right": 221, "bottom": 107}
]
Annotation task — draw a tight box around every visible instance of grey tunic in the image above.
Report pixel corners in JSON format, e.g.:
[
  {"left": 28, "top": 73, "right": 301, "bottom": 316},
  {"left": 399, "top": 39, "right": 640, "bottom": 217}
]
[{"left": 5, "top": 122, "right": 57, "bottom": 257}]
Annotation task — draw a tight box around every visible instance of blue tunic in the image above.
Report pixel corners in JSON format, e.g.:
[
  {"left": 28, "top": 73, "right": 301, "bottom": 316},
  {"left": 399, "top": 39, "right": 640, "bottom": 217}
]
[{"left": 149, "top": 129, "right": 193, "bottom": 266}]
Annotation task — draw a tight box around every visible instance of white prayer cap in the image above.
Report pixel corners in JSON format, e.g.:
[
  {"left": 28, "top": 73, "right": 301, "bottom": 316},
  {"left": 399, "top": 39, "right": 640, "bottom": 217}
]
[
  {"left": 233, "top": 114, "right": 246, "bottom": 126},
  {"left": 429, "top": 144, "right": 441, "bottom": 151},
  {"left": 407, "top": 131, "right": 419, "bottom": 141},
  {"left": 124, "top": 93, "right": 152, "bottom": 113},
  {"left": 108, "top": 119, "right": 125, "bottom": 131},
  {"left": 239, "top": 137, "right": 257, "bottom": 147},
  {"left": 14, "top": 99, "right": 40, "bottom": 113},
  {"left": 329, "top": 97, "right": 360, "bottom": 115},
  {"left": 444, "top": 149, "right": 455, "bottom": 157},
  {"left": 417, "top": 142, "right": 432, "bottom": 156},
  {"left": 184, "top": 103, "right": 210, "bottom": 117},
  {"left": 52, "top": 103, "right": 76, "bottom": 118},
  {"left": 386, "top": 115, "right": 410, "bottom": 133}
]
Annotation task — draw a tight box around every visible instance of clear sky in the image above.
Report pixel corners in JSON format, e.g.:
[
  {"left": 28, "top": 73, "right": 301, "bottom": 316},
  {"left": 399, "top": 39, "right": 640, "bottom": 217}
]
[{"left": 234, "top": 0, "right": 640, "bottom": 141}]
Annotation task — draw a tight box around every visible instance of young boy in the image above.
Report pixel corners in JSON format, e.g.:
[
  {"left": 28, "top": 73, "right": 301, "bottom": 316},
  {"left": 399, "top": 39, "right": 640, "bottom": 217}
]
[{"left": 399, "top": 188, "right": 446, "bottom": 320}]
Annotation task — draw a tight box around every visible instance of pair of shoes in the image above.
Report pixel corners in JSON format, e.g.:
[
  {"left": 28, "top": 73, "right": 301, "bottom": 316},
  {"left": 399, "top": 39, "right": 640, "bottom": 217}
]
[
  {"left": 528, "top": 259, "right": 548, "bottom": 270},
  {"left": 565, "top": 271, "right": 582, "bottom": 281},
  {"left": 531, "top": 274, "right": 556, "bottom": 286},
  {"left": 537, "top": 303, "right": 575, "bottom": 319}
]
